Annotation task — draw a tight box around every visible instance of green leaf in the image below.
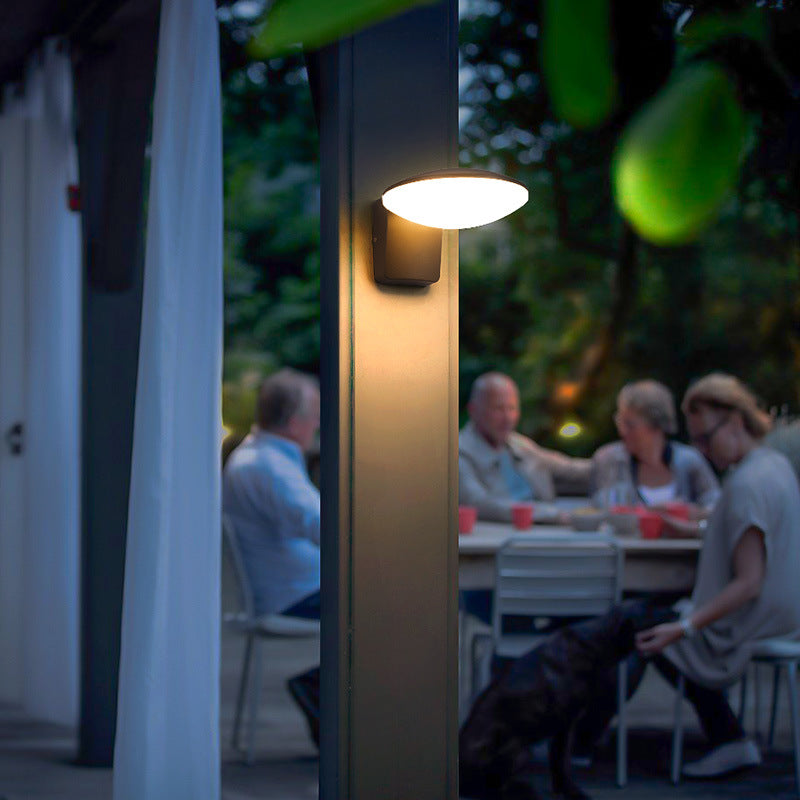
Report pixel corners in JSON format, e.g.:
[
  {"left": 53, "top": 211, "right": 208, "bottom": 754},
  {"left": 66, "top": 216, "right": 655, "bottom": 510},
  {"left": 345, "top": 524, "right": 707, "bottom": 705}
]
[
  {"left": 613, "top": 62, "right": 747, "bottom": 245},
  {"left": 250, "top": 0, "right": 440, "bottom": 58},
  {"left": 678, "top": 7, "right": 768, "bottom": 61},
  {"left": 541, "top": 0, "right": 617, "bottom": 129}
]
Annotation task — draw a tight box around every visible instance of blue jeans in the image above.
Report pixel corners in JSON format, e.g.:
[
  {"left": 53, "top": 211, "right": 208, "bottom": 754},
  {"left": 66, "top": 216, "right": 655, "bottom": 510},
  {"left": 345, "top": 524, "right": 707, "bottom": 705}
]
[{"left": 281, "top": 590, "right": 321, "bottom": 620}]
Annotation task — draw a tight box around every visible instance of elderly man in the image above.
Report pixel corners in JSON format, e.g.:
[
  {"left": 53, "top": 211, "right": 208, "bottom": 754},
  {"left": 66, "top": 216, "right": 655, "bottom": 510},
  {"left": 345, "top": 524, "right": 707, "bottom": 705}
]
[
  {"left": 460, "top": 372, "right": 592, "bottom": 523},
  {"left": 223, "top": 368, "right": 321, "bottom": 747}
]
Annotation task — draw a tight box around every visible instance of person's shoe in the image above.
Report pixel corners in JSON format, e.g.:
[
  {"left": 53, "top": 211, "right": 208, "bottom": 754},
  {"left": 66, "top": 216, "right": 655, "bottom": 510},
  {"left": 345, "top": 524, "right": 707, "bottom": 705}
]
[
  {"left": 682, "top": 738, "right": 761, "bottom": 778},
  {"left": 569, "top": 752, "right": 593, "bottom": 769},
  {"left": 286, "top": 673, "right": 320, "bottom": 748}
]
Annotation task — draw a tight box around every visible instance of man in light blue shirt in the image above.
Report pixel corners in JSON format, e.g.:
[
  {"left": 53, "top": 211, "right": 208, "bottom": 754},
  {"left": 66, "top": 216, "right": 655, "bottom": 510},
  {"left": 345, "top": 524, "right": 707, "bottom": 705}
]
[{"left": 223, "top": 368, "right": 321, "bottom": 745}]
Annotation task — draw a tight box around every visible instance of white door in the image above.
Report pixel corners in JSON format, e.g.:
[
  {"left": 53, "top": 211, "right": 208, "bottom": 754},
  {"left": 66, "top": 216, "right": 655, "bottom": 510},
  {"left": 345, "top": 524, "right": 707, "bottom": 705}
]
[{"left": 0, "top": 116, "right": 28, "bottom": 705}]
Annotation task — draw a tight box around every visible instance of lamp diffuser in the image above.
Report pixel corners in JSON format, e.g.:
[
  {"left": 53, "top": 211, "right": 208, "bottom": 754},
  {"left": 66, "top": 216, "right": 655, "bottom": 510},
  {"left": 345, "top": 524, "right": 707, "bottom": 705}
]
[{"left": 381, "top": 168, "right": 528, "bottom": 229}]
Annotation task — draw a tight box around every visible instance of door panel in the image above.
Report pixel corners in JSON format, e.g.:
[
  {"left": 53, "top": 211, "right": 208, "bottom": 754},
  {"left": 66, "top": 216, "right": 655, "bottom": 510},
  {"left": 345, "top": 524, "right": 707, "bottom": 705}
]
[{"left": 0, "top": 117, "right": 28, "bottom": 705}]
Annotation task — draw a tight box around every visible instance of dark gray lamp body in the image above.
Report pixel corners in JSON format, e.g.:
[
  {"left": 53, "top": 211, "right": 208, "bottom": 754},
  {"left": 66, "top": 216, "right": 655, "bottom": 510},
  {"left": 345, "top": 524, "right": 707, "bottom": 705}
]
[{"left": 372, "top": 201, "right": 442, "bottom": 286}]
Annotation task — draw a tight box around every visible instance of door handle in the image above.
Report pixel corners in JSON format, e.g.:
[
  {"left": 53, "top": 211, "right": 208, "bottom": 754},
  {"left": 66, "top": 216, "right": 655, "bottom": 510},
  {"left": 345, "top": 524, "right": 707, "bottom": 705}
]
[{"left": 5, "top": 422, "right": 24, "bottom": 455}]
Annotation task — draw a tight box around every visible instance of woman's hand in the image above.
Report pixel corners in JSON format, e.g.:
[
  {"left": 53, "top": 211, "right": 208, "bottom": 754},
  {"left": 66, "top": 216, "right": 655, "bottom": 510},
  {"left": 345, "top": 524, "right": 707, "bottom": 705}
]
[
  {"left": 636, "top": 621, "right": 684, "bottom": 655},
  {"left": 652, "top": 510, "right": 700, "bottom": 538}
]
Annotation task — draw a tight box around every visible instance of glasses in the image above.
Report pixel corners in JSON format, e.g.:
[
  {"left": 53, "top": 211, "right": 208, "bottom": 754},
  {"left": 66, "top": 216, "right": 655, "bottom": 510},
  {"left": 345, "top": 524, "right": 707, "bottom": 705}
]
[{"left": 690, "top": 413, "right": 730, "bottom": 450}]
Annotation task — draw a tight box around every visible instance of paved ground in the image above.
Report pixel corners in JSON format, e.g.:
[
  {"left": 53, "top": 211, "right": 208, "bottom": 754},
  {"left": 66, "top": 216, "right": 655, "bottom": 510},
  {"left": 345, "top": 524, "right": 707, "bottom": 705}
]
[{"left": 0, "top": 561, "right": 797, "bottom": 799}]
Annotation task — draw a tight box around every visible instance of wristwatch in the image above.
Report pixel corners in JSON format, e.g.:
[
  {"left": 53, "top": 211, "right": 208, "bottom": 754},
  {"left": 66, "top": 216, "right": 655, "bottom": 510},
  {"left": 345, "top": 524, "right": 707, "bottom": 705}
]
[
  {"left": 697, "top": 519, "right": 708, "bottom": 533},
  {"left": 679, "top": 616, "right": 697, "bottom": 638}
]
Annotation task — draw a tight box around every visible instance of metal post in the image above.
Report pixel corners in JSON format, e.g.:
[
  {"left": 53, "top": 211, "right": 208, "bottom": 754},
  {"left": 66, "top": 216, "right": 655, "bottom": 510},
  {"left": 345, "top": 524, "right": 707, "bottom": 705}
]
[{"left": 317, "top": 3, "right": 459, "bottom": 798}]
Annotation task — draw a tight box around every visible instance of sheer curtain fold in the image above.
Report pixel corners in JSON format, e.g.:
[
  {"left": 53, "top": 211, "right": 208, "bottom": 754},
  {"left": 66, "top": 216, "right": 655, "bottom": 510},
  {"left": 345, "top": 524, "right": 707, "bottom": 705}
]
[
  {"left": 0, "top": 39, "right": 82, "bottom": 726},
  {"left": 112, "top": 0, "right": 222, "bottom": 797}
]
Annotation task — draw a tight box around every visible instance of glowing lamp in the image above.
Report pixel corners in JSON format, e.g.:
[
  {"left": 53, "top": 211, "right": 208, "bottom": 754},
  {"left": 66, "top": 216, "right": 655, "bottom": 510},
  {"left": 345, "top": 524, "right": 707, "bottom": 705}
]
[{"left": 372, "top": 168, "right": 528, "bottom": 286}]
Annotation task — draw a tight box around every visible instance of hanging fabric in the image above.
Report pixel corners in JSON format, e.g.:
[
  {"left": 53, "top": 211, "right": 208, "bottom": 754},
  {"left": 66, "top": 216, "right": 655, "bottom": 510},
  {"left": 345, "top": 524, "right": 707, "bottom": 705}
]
[{"left": 112, "top": 0, "right": 223, "bottom": 795}]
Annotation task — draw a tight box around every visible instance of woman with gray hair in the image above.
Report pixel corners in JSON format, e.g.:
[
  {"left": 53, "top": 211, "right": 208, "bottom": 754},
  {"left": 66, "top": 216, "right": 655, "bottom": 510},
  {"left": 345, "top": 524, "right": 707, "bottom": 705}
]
[{"left": 592, "top": 379, "right": 720, "bottom": 534}]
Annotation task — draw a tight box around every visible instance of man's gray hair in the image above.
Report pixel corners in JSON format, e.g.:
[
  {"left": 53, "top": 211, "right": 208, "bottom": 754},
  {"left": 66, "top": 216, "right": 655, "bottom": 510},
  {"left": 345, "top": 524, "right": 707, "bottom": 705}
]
[
  {"left": 469, "top": 371, "right": 517, "bottom": 405},
  {"left": 256, "top": 368, "right": 319, "bottom": 431}
]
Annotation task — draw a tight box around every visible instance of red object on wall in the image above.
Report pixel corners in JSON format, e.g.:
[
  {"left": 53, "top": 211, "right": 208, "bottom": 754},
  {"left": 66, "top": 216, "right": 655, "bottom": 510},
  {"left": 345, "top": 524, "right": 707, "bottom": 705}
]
[{"left": 67, "top": 184, "right": 81, "bottom": 212}]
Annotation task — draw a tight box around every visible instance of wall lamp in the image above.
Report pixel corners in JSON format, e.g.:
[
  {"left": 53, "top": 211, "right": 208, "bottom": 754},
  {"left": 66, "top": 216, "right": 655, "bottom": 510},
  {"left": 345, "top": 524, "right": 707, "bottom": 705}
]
[{"left": 372, "top": 168, "right": 529, "bottom": 286}]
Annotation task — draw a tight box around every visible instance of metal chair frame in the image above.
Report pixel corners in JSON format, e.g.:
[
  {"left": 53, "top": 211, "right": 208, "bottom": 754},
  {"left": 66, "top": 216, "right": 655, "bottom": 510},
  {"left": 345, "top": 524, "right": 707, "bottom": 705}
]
[
  {"left": 222, "top": 515, "right": 319, "bottom": 764},
  {"left": 473, "top": 535, "right": 629, "bottom": 786}
]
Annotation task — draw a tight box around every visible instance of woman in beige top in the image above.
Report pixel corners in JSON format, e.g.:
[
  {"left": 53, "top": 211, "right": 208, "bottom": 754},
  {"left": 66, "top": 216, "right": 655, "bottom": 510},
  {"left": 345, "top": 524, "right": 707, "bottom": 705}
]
[
  {"left": 592, "top": 380, "right": 720, "bottom": 533},
  {"left": 634, "top": 373, "right": 800, "bottom": 777}
]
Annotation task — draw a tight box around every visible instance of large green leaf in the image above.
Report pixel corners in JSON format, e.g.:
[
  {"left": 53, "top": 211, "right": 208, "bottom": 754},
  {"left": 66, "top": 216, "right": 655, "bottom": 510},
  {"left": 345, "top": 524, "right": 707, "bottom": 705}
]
[
  {"left": 540, "top": 0, "right": 617, "bottom": 129},
  {"left": 613, "top": 61, "right": 746, "bottom": 245},
  {"left": 250, "top": 0, "right": 440, "bottom": 57}
]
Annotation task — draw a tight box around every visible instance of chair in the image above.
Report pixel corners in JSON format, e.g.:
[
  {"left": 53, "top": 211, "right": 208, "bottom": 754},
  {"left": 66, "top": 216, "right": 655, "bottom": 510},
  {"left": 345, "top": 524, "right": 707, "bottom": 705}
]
[
  {"left": 222, "top": 515, "right": 320, "bottom": 764},
  {"left": 472, "top": 535, "right": 629, "bottom": 786},
  {"left": 670, "top": 638, "right": 800, "bottom": 793}
]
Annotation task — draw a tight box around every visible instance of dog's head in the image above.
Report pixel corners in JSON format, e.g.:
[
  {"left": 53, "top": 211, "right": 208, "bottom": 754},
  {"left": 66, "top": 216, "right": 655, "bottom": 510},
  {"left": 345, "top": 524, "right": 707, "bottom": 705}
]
[{"left": 566, "top": 598, "right": 678, "bottom": 664}]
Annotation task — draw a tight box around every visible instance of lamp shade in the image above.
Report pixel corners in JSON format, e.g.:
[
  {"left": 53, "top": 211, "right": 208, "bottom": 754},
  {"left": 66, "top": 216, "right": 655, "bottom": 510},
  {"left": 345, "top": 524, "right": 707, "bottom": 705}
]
[{"left": 381, "top": 168, "right": 528, "bottom": 229}]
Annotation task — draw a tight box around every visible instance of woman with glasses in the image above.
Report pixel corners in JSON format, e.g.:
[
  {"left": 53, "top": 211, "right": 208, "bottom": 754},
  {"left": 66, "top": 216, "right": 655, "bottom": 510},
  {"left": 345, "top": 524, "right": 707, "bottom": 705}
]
[
  {"left": 592, "top": 379, "right": 720, "bottom": 535},
  {"left": 632, "top": 372, "right": 800, "bottom": 777}
]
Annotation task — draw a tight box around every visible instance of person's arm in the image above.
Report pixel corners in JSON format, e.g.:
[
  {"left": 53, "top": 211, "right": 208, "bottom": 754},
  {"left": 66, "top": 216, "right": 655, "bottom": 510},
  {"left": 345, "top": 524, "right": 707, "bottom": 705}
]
[
  {"left": 459, "top": 453, "right": 513, "bottom": 522},
  {"left": 525, "top": 441, "right": 593, "bottom": 496},
  {"left": 636, "top": 525, "right": 766, "bottom": 653},
  {"left": 654, "top": 511, "right": 707, "bottom": 539},
  {"left": 271, "top": 462, "right": 321, "bottom": 546}
]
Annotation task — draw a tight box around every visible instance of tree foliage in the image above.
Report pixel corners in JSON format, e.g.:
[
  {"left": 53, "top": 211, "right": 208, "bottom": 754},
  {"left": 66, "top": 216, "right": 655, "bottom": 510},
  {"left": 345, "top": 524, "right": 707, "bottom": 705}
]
[
  {"left": 219, "top": 0, "right": 800, "bottom": 449},
  {"left": 458, "top": 0, "right": 800, "bottom": 453}
]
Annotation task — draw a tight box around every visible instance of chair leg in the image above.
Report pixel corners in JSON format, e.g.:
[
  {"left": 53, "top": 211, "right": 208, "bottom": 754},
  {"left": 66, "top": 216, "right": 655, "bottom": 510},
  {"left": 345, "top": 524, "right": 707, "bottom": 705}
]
[
  {"left": 738, "top": 669, "right": 748, "bottom": 725},
  {"left": 616, "top": 660, "right": 627, "bottom": 787},
  {"left": 754, "top": 663, "right": 762, "bottom": 741},
  {"left": 232, "top": 635, "right": 254, "bottom": 752},
  {"left": 785, "top": 660, "right": 800, "bottom": 795},
  {"left": 246, "top": 639, "right": 264, "bottom": 765},
  {"left": 768, "top": 663, "right": 781, "bottom": 749},
  {"left": 671, "top": 674, "right": 685, "bottom": 785}
]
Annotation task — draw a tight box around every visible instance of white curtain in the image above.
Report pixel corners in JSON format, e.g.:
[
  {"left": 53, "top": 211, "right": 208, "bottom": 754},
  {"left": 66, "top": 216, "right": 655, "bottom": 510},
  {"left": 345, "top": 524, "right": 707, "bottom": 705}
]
[
  {"left": 112, "top": 0, "right": 223, "bottom": 797},
  {"left": 0, "top": 41, "right": 82, "bottom": 726}
]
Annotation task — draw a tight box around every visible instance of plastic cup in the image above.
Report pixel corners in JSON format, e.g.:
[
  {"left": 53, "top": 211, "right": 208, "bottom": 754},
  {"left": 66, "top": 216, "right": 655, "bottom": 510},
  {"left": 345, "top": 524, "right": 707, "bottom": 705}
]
[
  {"left": 639, "top": 511, "right": 664, "bottom": 539},
  {"left": 458, "top": 505, "right": 478, "bottom": 534},
  {"left": 511, "top": 503, "right": 534, "bottom": 530},
  {"left": 663, "top": 502, "right": 690, "bottom": 520}
]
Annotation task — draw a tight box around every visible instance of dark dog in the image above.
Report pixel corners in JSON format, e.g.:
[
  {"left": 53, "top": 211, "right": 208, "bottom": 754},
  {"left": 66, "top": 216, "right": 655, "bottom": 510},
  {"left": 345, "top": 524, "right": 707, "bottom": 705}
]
[{"left": 459, "top": 599, "right": 676, "bottom": 800}]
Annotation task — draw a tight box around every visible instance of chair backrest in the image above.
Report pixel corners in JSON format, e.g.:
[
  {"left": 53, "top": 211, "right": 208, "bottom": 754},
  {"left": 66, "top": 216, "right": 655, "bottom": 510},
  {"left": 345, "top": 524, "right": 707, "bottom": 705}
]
[
  {"left": 492, "top": 535, "right": 622, "bottom": 657},
  {"left": 222, "top": 514, "right": 256, "bottom": 621}
]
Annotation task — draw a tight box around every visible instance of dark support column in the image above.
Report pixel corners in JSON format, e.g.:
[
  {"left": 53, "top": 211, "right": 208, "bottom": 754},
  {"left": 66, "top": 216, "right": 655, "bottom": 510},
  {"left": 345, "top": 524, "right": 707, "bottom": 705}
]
[
  {"left": 73, "top": 5, "right": 159, "bottom": 766},
  {"left": 318, "top": 3, "right": 460, "bottom": 798}
]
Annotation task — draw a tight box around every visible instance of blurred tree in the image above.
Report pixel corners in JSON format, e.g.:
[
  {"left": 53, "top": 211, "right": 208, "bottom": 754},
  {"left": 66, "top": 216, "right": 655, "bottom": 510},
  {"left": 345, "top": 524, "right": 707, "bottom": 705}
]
[
  {"left": 218, "top": 2, "right": 321, "bottom": 433},
  {"left": 459, "top": 0, "right": 800, "bottom": 453}
]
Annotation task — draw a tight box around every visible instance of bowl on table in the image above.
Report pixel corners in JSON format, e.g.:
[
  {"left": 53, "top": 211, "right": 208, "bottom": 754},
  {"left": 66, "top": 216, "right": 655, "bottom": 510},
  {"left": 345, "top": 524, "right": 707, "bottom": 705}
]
[
  {"left": 570, "top": 507, "right": 607, "bottom": 532},
  {"left": 608, "top": 511, "right": 641, "bottom": 537}
]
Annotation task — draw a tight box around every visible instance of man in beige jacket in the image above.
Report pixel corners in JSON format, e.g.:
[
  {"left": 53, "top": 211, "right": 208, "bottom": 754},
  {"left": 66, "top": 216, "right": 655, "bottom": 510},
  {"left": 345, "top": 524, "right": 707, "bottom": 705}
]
[{"left": 459, "top": 372, "right": 592, "bottom": 523}]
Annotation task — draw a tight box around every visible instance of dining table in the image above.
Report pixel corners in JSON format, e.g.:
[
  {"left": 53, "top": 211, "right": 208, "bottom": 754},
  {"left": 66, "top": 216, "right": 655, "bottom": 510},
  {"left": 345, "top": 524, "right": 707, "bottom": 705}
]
[{"left": 459, "top": 521, "right": 703, "bottom": 595}]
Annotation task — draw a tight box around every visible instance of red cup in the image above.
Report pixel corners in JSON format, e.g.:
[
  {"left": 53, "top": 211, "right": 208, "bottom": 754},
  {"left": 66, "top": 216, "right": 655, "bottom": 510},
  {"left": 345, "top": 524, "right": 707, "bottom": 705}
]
[
  {"left": 639, "top": 511, "right": 664, "bottom": 539},
  {"left": 511, "top": 503, "right": 534, "bottom": 530},
  {"left": 663, "top": 502, "right": 690, "bottom": 520},
  {"left": 458, "top": 505, "right": 478, "bottom": 534}
]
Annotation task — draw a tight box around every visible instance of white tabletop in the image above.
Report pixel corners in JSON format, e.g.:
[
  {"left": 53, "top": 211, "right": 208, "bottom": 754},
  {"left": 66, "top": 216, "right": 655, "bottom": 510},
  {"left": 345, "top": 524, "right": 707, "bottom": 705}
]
[
  {"left": 458, "top": 521, "right": 702, "bottom": 593},
  {"left": 459, "top": 521, "right": 703, "bottom": 555}
]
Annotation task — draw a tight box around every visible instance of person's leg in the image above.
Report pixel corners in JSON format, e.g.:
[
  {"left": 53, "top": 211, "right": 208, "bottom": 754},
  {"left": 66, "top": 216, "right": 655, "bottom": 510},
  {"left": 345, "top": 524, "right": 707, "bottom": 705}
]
[
  {"left": 280, "top": 592, "right": 321, "bottom": 746},
  {"left": 651, "top": 655, "right": 744, "bottom": 746},
  {"left": 280, "top": 590, "right": 321, "bottom": 620},
  {"left": 650, "top": 655, "right": 760, "bottom": 777}
]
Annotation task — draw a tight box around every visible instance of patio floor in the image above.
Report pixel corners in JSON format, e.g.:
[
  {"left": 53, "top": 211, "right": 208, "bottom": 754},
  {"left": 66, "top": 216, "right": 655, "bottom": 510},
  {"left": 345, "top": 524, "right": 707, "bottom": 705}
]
[{"left": 0, "top": 563, "right": 797, "bottom": 799}]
